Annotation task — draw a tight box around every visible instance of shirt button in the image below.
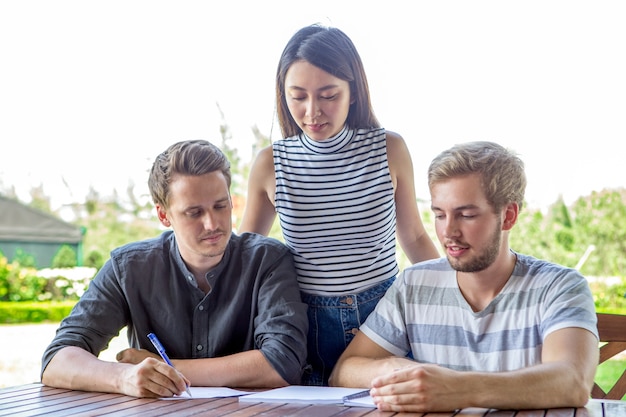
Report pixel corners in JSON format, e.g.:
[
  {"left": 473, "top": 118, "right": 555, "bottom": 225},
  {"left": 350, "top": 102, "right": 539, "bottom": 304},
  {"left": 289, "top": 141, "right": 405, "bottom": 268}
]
[
  {"left": 198, "top": 305, "right": 204, "bottom": 311},
  {"left": 196, "top": 344, "right": 203, "bottom": 351},
  {"left": 188, "top": 275, "right": 193, "bottom": 281}
]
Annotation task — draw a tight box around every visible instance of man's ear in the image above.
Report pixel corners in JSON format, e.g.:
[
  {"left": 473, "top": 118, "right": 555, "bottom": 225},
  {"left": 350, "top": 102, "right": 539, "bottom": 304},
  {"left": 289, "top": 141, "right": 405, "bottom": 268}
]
[
  {"left": 156, "top": 205, "right": 171, "bottom": 228},
  {"left": 502, "top": 202, "right": 519, "bottom": 231}
]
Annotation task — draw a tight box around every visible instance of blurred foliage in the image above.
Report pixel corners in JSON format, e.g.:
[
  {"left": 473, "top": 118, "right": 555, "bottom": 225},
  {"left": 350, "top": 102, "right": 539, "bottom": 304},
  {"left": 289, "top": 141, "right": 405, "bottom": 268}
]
[
  {"left": 0, "top": 257, "right": 45, "bottom": 301},
  {"left": 84, "top": 249, "right": 105, "bottom": 270},
  {"left": 0, "top": 301, "right": 75, "bottom": 323},
  {"left": 590, "top": 279, "right": 626, "bottom": 313},
  {"left": 510, "top": 190, "right": 626, "bottom": 277},
  {"left": 12, "top": 249, "right": 36, "bottom": 268},
  {"left": 595, "top": 360, "right": 626, "bottom": 400},
  {"left": 0, "top": 253, "right": 95, "bottom": 303},
  {"left": 51, "top": 245, "right": 77, "bottom": 268}
]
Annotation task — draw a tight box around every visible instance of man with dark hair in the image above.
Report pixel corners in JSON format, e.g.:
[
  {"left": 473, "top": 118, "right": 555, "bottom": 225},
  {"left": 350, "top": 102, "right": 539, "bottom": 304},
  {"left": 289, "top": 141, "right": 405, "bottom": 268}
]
[{"left": 42, "top": 139, "right": 308, "bottom": 398}]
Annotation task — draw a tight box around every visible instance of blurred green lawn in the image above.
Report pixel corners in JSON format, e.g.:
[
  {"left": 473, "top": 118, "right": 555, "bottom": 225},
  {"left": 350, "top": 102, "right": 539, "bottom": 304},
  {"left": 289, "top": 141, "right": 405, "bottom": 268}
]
[{"left": 595, "top": 359, "right": 626, "bottom": 400}]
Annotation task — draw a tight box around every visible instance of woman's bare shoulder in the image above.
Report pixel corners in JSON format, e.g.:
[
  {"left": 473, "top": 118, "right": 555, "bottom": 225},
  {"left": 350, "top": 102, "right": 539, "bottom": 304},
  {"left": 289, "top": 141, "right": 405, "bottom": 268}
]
[
  {"left": 251, "top": 144, "right": 275, "bottom": 172},
  {"left": 384, "top": 130, "right": 410, "bottom": 158}
]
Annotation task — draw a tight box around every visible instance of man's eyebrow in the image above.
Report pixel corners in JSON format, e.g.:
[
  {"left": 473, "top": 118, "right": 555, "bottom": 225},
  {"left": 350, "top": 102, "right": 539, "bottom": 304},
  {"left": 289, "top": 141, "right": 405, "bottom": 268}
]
[
  {"left": 181, "top": 197, "right": 229, "bottom": 211},
  {"left": 431, "top": 204, "right": 480, "bottom": 211}
]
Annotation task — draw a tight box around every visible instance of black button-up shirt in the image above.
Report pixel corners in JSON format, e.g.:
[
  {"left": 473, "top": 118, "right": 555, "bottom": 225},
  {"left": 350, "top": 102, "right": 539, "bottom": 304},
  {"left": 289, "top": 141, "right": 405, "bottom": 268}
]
[{"left": 41, "top": 231, "right": 308, "bottom": 384}]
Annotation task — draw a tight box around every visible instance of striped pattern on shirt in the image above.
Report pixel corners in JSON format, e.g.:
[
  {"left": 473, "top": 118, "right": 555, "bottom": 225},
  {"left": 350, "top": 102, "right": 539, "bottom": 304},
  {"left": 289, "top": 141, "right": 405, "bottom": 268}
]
[
  {"left": 361, "top": 253, "right": 598, "bottom": 372},
  {"left": 273, "top": 126, "right": 398, "bottom": 295}
]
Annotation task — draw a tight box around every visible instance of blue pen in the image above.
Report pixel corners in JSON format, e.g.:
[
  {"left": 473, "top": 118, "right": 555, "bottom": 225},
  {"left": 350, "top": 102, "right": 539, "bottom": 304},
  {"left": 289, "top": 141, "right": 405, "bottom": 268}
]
[{"left": 147, "top": 332, "right": 192, "bottom": 397}]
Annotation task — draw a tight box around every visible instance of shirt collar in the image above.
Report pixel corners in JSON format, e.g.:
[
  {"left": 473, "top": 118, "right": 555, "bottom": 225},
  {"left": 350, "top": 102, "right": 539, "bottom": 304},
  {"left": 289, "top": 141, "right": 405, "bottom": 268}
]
[{"left": 299, "top": 125, "right": 354, "bottom": 154}]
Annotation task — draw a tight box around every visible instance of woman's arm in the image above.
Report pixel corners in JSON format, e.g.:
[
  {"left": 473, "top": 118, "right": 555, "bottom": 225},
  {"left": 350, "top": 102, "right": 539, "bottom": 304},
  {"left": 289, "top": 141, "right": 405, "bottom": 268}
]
[
  {"left": 239, "top": 145, "right": 277, "bottom": 235},
  {"left": 386, "top": 131, "right": 440, "bottom": 263}
]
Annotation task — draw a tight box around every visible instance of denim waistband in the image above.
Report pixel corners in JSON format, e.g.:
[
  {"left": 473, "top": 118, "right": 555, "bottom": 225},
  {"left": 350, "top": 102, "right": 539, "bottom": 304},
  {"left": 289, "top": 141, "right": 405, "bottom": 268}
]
[{"left": 300, "top": 277, "right": 395, "bottom": 308}]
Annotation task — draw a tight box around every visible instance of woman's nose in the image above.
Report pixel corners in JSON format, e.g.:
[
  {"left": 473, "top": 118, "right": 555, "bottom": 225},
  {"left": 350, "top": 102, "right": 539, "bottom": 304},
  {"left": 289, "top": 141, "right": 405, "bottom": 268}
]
[{"left": 305, "top": 99, "right": 321, "bottom": 117}]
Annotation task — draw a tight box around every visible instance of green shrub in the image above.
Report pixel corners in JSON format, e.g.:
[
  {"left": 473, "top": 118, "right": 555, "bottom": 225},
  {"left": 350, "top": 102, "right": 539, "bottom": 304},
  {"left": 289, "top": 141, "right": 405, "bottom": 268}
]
[
  {"left": 0, "top": 255, "right": 9, "bottom": 300},
  {"left": 0, "top": 257, "right": 47, "bottom": 301},
  {"left": 51, "top": 245, "right": 78, "bottom": 268},
  {"left": 84, "top": 249, "right": 105, "bottom": 270},
  {"left": 12, "top": 249, "right": 37, "bottom": 268},
  {"left": 0, "top": 301, "right": 75, "bottom": 323},
  {"left": 591, "top": 278, "right": 626, "bottom": 313}
]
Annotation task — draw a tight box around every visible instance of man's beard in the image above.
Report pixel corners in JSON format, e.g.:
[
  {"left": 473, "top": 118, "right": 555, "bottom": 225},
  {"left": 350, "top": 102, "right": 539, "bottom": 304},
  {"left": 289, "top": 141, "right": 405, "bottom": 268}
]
[{"left": 447, "top": 223, "right": 501, "bottom": 273}]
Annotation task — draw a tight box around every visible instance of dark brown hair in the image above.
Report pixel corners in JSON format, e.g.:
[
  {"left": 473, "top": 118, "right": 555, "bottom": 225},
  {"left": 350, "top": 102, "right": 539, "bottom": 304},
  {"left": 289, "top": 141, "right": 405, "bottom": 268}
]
[
  {"left": 275, "top": 24, "right": 380, "bottom": 138},
  {"left": 148, "top": 139, "right": 231, "bottom": 208}
]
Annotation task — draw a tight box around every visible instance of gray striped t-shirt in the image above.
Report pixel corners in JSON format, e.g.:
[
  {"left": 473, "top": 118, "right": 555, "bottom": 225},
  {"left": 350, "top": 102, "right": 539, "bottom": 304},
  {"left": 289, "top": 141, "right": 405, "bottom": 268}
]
[{"left": 361, "top": 252, "right": 598, "bottom": 371}]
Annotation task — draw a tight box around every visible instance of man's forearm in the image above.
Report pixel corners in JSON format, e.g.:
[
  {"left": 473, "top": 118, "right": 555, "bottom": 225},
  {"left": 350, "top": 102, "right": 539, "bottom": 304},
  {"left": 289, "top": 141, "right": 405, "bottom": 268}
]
[
  {"left": 174, "top": 349, "right": 288, "bottom": 388},
  {"left": 329, "top": 356, "right": 413, "bottom": 388},
  {"left": 466, "top": 362, "right": 594, "bottom": 410},
  {"left": 41, "top": 346, "right": 127, "bottom": 393},
  {"left": 333, "top": 357, "right": 594, "bottom": 411}
]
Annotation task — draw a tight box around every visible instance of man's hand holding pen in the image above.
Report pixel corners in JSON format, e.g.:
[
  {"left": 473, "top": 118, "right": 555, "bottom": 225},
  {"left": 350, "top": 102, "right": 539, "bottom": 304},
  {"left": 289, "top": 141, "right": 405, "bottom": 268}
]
[
  {"left": 116, "top": 347, "right": 159, "bottom": 364},
  {"left": 116, "top": 348, "right": 191, "bottom": 398}
]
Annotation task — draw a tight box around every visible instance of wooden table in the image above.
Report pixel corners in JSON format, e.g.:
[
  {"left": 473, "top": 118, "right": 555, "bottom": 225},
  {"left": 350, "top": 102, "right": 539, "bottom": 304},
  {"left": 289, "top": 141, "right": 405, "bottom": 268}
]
[{"left": 1, "top": 383, "right": 624, "bottom": 416}]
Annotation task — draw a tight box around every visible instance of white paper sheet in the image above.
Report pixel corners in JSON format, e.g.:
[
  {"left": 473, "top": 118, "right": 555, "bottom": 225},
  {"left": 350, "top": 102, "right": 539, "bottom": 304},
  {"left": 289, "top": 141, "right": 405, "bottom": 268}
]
[
  {"left": 237, "top": 385, "right": 370, "bottom": 405},
  {"left": 160, "top": 386, "right": 252, "bottom": 400}
]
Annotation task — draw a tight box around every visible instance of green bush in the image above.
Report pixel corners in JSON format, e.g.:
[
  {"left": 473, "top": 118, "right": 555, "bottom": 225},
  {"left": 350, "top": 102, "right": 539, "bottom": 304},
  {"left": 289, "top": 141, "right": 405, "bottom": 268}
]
[
  {"left": 12, "top": 249, "right": 37, "bottom": 268},
  {"left": 591, "top": 278, "right": 626, "bottom": 313},
  {"left": 84, "top": 249, "right": 105, "bottom": 270},
  {"left": 0, "top": 256, "right": 47, "bottom": 301},
  {"left": 1, "top": 250, "right": 96, "bottom": 302},
  {"left": 52, "top": 245, "right": 78, "bottom": 268},
  {"left": 0, "top": 301, "right": 75, "bottom": 323}
]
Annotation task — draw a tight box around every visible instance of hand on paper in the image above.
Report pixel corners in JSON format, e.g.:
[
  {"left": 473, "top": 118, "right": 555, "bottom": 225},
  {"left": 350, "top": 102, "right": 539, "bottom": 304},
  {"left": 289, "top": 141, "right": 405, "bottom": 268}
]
[
  {"left": 369, "top": 363, "right": 464, "bottom": 413},
  {"left": 118, "top": 357, "right": 191, "bottom": 398}
]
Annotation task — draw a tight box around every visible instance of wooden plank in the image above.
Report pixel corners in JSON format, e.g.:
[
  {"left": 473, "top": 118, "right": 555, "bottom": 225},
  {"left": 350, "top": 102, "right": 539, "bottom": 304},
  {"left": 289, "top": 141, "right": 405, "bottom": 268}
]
[
  {"left": 0, "top": 383, "right": 623, "bottom": 417},
  {"left": 36, "top": 395, "right": 160, "bottom": 417},
  {"left": 286, "top": 404, "right": 368, "bottom": 417},
  {"left": 186, "top": 397, "right": 264, "bottom": 416},
  {"left": 158, "top": 397, "right": 247, "bottom": 417},
  {"left": 153, "top": 397, "right": 265, "bottom": 417},
  {"left": 0, "top": 390, "right": 111, "bottom": 417},
  {"left": 316, "top": 406, "right": 396, "bottom": 417},
  {"left": 116, "top": 398, "right": 217, "bottom": 417}
]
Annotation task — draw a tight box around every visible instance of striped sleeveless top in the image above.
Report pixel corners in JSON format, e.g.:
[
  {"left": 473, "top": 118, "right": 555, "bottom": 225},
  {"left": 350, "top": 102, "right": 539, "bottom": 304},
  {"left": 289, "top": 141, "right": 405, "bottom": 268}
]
[{"left": 273, "top": 126, "right": 399, "bottom": 295}]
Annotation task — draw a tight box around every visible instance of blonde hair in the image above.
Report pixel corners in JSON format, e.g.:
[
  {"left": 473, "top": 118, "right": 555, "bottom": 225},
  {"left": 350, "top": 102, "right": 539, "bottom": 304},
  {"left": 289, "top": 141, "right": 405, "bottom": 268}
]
[{"left": 428, "top": 141, "right": 526, "bottom": 212}]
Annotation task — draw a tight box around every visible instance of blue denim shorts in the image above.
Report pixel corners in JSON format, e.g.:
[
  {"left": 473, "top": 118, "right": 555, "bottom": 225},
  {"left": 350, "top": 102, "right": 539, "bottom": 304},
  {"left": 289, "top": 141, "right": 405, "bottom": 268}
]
[{"left": 300, "top": 277, "right": 395, "bottom": 386}]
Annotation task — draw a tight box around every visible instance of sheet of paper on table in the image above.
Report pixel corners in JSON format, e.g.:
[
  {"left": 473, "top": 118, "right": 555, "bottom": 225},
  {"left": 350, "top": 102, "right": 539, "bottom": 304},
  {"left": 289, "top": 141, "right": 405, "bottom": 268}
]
[
  {"left": 160, "top": 386, "right": 253, "bottom": 400},
  {"left": 238, "top": 385, "right": 374, "bottom": 407}
]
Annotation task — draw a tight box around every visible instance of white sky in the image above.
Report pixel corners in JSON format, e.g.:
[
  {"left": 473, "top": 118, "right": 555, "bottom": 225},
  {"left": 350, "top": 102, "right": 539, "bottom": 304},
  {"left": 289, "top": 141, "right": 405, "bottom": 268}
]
[{"left": 1, "top": 1, "right": 625, "bottom": 212}]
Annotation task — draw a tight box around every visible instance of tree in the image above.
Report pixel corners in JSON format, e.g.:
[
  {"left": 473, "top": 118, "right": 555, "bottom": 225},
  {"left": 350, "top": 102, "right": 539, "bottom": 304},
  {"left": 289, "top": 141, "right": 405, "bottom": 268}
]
[
  {"left": 51, "top": 245, "right": 78, "bottom": 268},
  {"left": 28, "top": 184, "right": 52, "bottom": 213},
  {"left": 570, "top": 189, "right": 626, "bottom": 277}
]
